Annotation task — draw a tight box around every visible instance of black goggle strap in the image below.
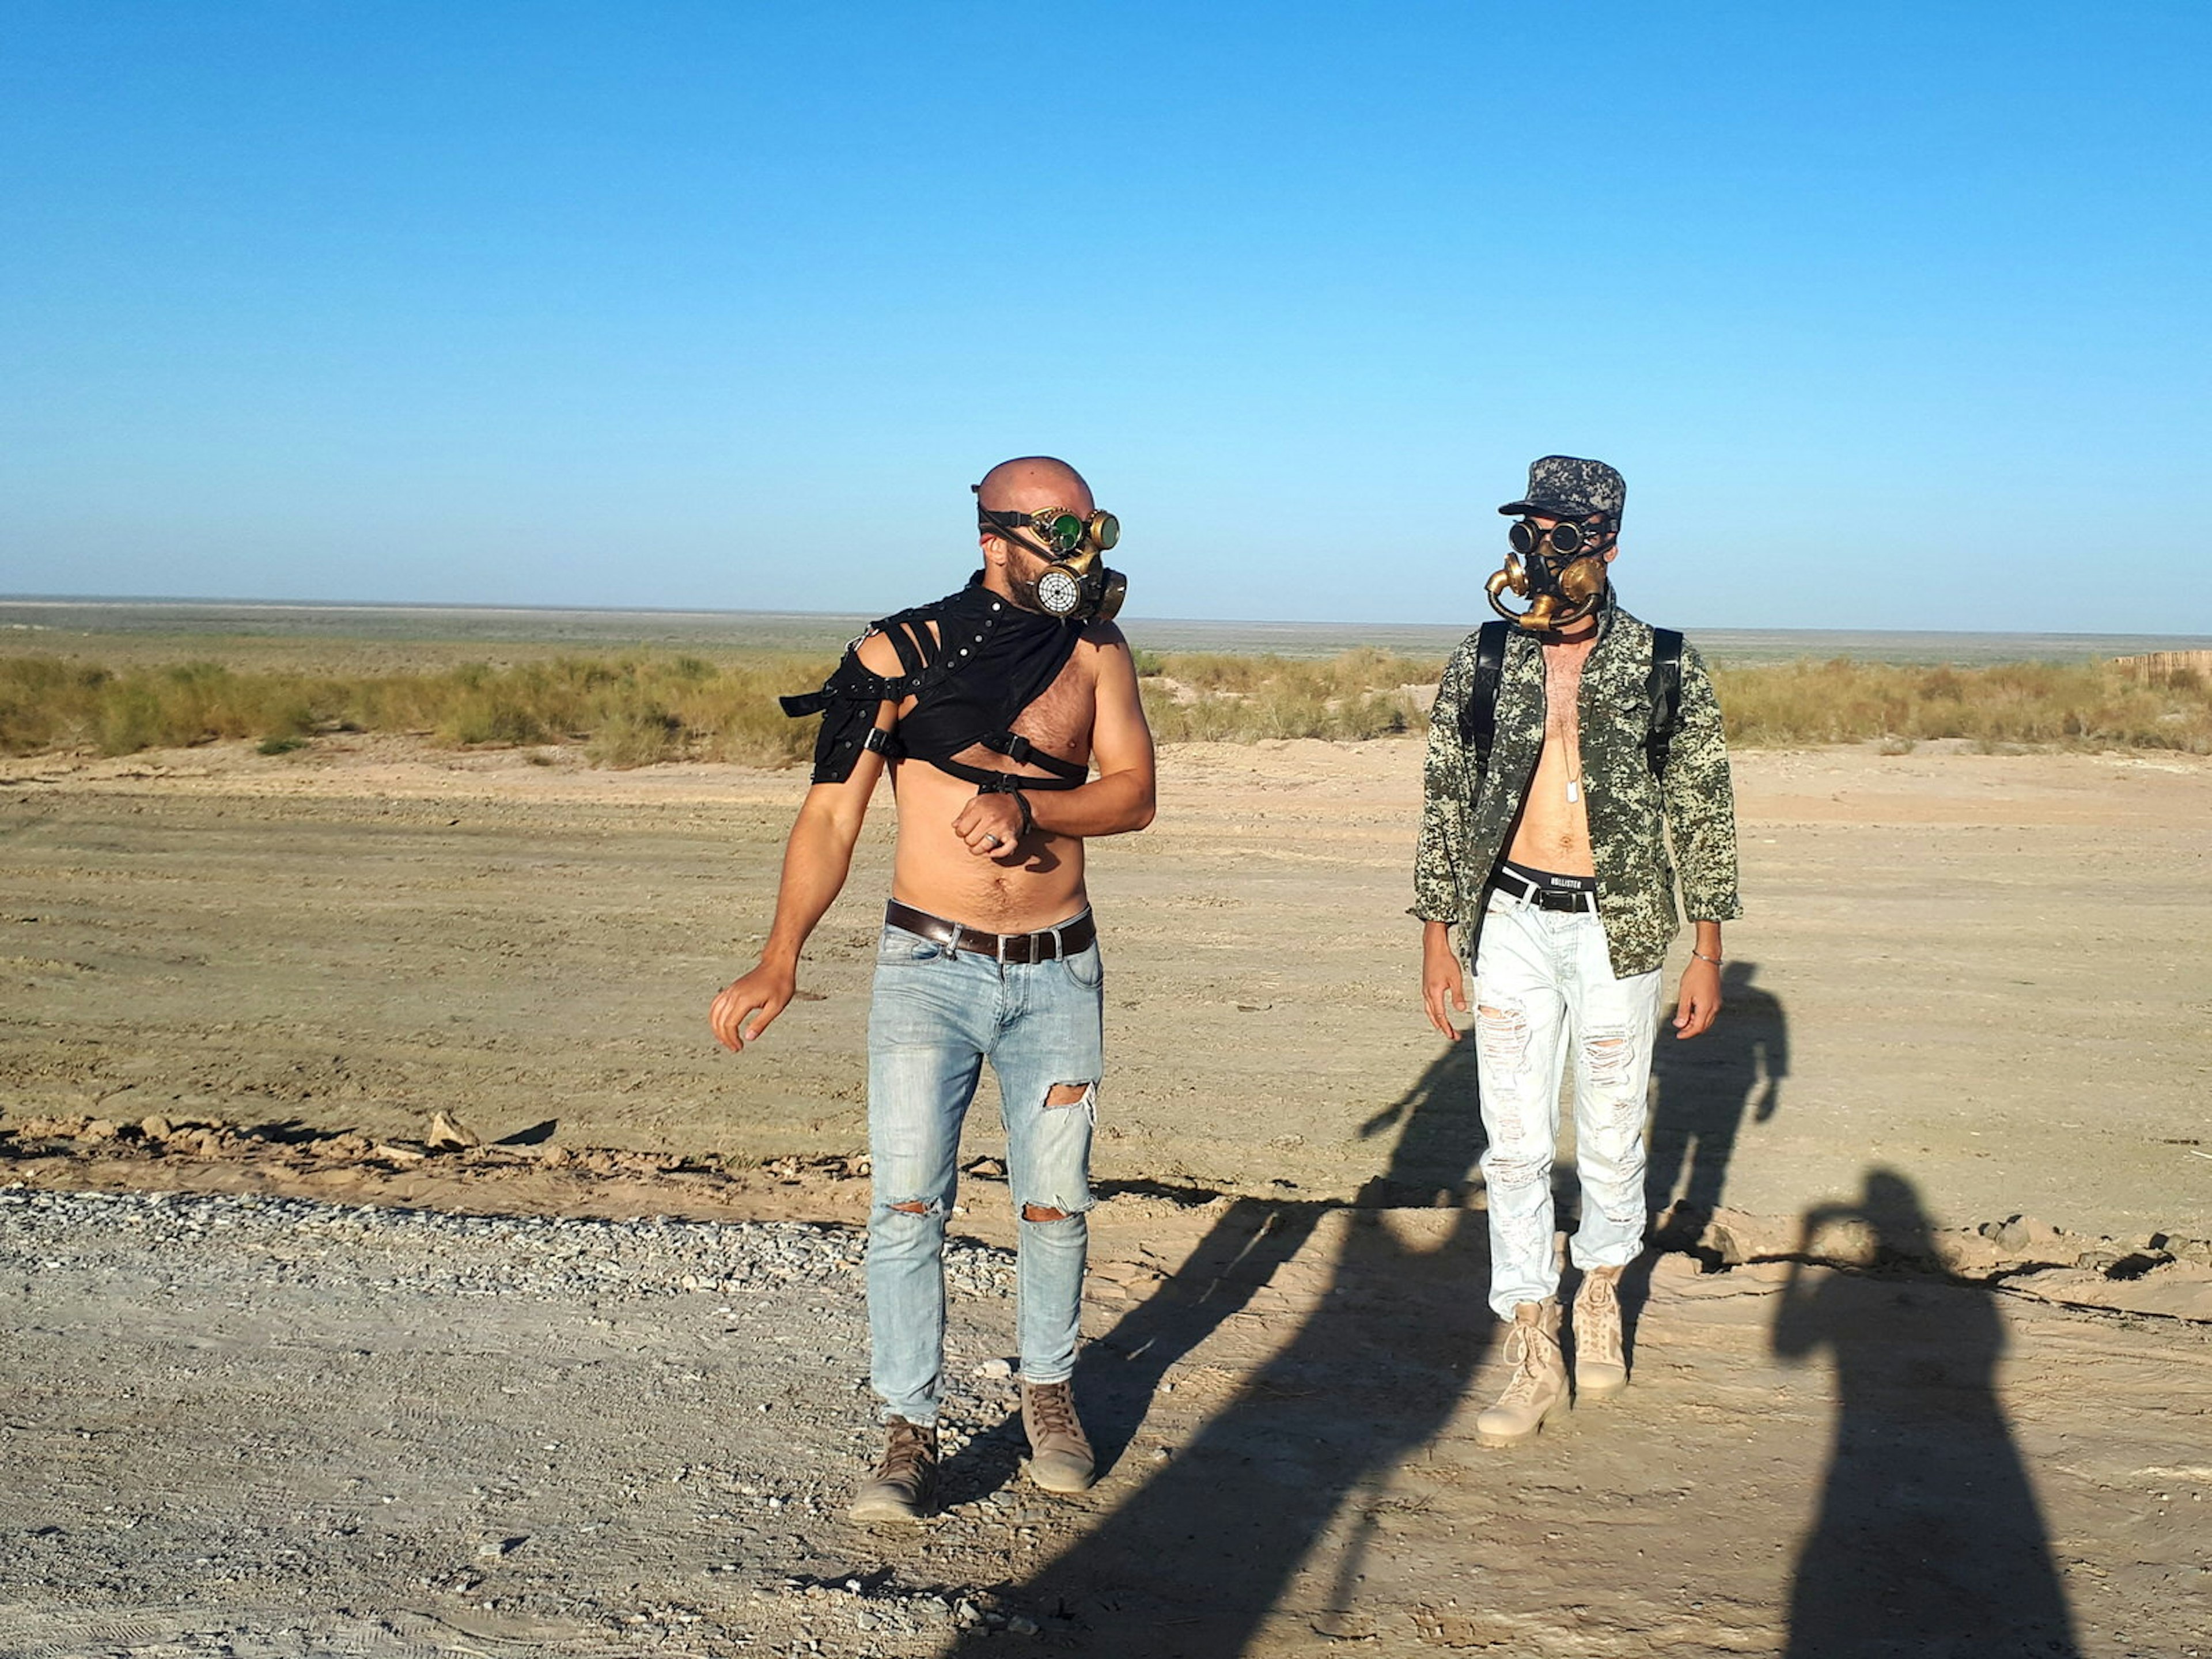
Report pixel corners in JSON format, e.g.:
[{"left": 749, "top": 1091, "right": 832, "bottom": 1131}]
[{"left": 979, "top": 507, "right": 1070, "bottom": 558}]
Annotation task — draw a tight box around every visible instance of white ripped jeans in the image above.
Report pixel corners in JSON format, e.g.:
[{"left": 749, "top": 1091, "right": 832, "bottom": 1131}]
[{"left": 1470, "top": 887, "right": 1662, "bottom": 1320}]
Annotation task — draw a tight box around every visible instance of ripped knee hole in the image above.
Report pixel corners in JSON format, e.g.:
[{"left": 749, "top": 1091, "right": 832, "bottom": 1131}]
[
  {"left": 1021, "top": 1203, "right": 1071, "bottom": 1222},
  {"left": 1044, "top": 1081, "right": 1095, "bottom": 1108},
  {"left": 1475, "top": 1005, "right": 1529, "bottom": 1060},
  {"left": 1584, "top": 1032, "right": 1636, "bottom": 1085}
]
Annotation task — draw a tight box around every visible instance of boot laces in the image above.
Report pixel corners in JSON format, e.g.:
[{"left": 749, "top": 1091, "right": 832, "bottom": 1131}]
[
  {"left": 1578, "top": 1273, "right": 1622, "bottom": 1354},
  {"left": 873, "top": 1419, "right": 935, "bottom": 1482},
  {"left": 1496, "top": 1321, "right": 1555, "bottom": 1407},
  {"left": 1028, "top": 1381, "right": 1079, "bottom": 1439}
]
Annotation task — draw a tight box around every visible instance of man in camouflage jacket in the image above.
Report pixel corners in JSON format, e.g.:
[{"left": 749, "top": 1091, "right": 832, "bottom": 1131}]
[{"left": 1415, "top": 455, "right": 1741, "bottom": 1448}]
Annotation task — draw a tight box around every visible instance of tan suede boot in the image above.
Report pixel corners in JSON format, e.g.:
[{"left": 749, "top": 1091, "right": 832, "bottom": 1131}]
[
  {"left": 1474, "top": 1300, "right": 1566, "bottom": 1448},
  {"left": 1021, "top": 1380, "right": 1096, "bottom": 1493},
  {"left": 1573, "top": 1265, "right": 1629, "bottom": 1401},
  {"left": 848, "top": 1416, "right": 938, "bottom": 1522}
]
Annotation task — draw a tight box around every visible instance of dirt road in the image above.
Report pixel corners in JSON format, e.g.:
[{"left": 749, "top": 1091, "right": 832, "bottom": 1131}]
[
  {"left": 3, "top": 738, "right": 2211, "bottom": 1656},
  {"left": 3, "top": 738, "right": 2207, "bottom": 1238}
]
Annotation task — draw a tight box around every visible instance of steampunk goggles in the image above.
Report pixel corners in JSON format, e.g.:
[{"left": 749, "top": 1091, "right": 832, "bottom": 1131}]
[
  {"left": 975, "top": 498, "right": 1121, "bottom": 560},
  {"left": 1508, "top": 515, "right": 1615, "bottom": 559}
]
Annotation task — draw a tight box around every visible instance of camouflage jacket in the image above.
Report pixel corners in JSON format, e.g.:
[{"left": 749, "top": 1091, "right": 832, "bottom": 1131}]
[{"left": 1414, "top": 600, "right": 1742, "bottom": 979}]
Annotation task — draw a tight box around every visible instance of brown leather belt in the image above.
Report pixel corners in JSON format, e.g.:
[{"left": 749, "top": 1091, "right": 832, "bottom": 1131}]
[{"left": 884, "top": 900, "right": 1096, "bottom": 963}]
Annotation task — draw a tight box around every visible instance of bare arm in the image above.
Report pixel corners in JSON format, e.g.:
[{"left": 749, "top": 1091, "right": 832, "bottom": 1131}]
[
  {"left": 951, "top": 628, "right": 1157, "bottom": 854},
  {"left": 709, "top": 638, "right": 901, "bottom": 1051},
  {"left": 707, "top": 762, "right": 886, "bottom": 1051}
]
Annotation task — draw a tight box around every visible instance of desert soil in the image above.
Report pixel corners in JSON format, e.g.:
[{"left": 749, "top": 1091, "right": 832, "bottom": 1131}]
[{"left": 2, "top": 735, "right": 2209, "bottom": 1657}]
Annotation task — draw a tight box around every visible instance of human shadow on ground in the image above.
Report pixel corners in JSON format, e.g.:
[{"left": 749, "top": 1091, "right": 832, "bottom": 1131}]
[
  {"left": 942, "top": 1039, "right": 1499, "bottom": 1657},
  {"left": 1647, "top": 959, "right": 1787, "bottom": 1224},
  {"left": 1774, "top": 1168, "right": 2080, "bottom": 1658},
  {"left": 1613, "top": 962, "right": 1790, "bottom": 1371}
]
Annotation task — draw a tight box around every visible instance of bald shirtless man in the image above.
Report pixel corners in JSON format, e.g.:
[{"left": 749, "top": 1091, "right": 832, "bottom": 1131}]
[
  {"left": 1414, "top": 456, "right": 1741, "bottom": 1447},
  {"left": 710, "top": 457, "right": 1156, "bottom": 1520}
]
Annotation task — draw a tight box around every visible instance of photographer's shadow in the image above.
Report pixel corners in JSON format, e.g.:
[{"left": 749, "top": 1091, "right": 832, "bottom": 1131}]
[{"left": 1773, "top": 1169, "right": 2079, "bottom": 1658}]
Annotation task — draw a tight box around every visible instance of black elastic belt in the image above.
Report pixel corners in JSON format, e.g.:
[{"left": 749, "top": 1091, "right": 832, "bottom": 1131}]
[
  {"left": 1490, "top": 866, "right": 1600, "bottom": 914},
  {"left": 885, "top": 900, "right": 1096, "bottom": 963}
]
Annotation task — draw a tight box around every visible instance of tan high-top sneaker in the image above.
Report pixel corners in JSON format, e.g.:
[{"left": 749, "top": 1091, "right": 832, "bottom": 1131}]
[
  {"left": 1572, "top": 1264, "right": 1628, "bottom": 1401},
  {"left": 1474, "top": 1300, "right": 1566, "bottom": 1448}
]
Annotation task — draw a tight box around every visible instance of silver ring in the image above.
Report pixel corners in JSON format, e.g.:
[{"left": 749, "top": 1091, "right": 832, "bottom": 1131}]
[{"left": 981, "top": 834, "right": 1002, "bottom": 850}]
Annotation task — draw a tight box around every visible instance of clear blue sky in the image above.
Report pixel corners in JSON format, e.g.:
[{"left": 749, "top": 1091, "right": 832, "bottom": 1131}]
[{"left": 3, "top": 2, "right": 2207, "bottom": 631}]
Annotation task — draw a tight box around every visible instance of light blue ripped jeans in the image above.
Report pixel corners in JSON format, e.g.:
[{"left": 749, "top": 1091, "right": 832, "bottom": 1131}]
[
  {"left": 1471, "top": 888, "right": 1662, "bottom": 1320},
  {"left": 866, "top": 916, "right": 1102, "bottom": 1426}
]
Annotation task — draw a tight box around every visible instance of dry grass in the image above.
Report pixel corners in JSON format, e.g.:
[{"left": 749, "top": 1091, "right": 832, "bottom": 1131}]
[
  {"left": 1712, "top": 658, "right": 2212, "bottom": 752},
  {"left": 1141, "top": 647, "right": 1434, "bottom": 744},
  {"left": 2, "top": 649, "right": 2206, "bottom": 763},
  {"left": 0, "top": 654, "right": 834, "bottom": 767}
]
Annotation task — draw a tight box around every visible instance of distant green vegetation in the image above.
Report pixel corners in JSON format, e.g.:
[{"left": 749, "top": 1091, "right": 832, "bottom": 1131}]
[{"left": 1, "top": 648, "right": 2205, "bottom": 763}]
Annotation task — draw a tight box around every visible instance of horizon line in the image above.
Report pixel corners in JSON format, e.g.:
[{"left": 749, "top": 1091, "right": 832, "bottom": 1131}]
[{"left": 5, "top": 594, "right": 2210, "bottom": 646}]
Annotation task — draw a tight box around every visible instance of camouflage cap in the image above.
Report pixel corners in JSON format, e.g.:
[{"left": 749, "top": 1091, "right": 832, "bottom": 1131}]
[{"left": 1498, "top": 455, "right": 1626, "bottom": 522}]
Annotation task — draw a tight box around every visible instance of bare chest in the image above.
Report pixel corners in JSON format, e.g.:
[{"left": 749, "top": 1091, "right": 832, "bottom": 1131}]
[
  {"left": 1003, "top": 648, "right": 1099, "bottom": 766},
  {"left": 1541, "top": 649, "right": 1589, "bottom": 768}
]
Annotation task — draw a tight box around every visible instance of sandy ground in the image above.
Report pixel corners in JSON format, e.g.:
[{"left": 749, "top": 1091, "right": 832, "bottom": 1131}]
[
  {"left": 2, "top": 736, "right": 2207, "bottom": 1236},
  {"left": 3, "top": 735, "right": 2211, "bottom": 1656}
]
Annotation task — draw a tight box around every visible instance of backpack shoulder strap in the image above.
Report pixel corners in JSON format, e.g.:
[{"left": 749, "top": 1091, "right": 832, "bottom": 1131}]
[
  {"left": 1456, "top": 621, "right": 1511, "bottom": 772},
  {"left": 1646, "top": 628, "right": 1684, "bottom": 779}
]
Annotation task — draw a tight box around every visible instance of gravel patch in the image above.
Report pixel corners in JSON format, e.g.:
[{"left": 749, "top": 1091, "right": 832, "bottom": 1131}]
[{"left": 0, "top": 1184, "right": 1044, "bottom": 1658}]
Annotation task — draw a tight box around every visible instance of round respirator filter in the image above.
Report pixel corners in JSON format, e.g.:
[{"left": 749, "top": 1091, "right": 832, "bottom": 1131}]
[{"left": 1036, "top": 567, "right": 1083, "bottom": 616}]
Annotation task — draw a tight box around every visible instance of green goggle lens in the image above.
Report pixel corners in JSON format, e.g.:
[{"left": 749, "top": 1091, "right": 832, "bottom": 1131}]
[{"left": 977, "top": 500, "right": 1119, "bottom": 559}]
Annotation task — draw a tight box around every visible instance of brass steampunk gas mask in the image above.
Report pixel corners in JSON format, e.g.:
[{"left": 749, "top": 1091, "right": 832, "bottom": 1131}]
[
  {"left": 975, "top": 489, "right": 1128, "bottom": 622},
  {"left": 1487, "top": 515, "right": 1614, "bottom": 632}
]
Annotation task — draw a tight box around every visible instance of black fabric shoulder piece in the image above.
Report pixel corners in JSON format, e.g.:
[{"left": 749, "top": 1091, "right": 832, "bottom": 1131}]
[
  {"left": 779, "top": 636, "right": 900, "bottom": 785},
  {"left": 781, "top": 574, "right": 1091, "bottom": 789}
]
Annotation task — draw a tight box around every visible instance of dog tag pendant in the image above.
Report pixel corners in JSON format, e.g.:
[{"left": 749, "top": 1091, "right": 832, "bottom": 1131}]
[{"left": 1566, "top": 781, "right": 1581, "bottom": 804}]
